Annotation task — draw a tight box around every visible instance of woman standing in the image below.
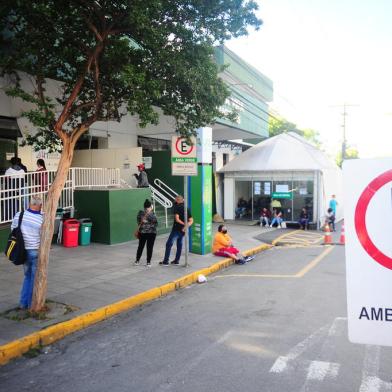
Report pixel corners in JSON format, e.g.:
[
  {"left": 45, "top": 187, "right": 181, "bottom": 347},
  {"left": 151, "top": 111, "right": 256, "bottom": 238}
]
[
  {"left": 35, "top": 159, "right": 48, "bottom": 193},
  {"left": 135, "top": 199, "right": 158, "bottom": 267}
]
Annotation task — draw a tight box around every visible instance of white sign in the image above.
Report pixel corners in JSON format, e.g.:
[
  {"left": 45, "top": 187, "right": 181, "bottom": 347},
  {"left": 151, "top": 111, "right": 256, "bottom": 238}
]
[
  {"left": 196, "top": 127, "right": 212, "bottom": 164},
  {"left": 142, "top": 156, "right": 152, "bottom": 169},
  {"left": 171, "top": 136, "right": 197, "bottom": 176},
  {"left": 276, "top": 184, "right": 289, "bottom": 193},
  {"left": 254, "top": 182, "right": 261, "bottom": 195},
  {"left": 344, "top": 158, "right": 392, "bottom": 346},
  {"left": 264, "top": 182, "right": 271, "bottom": 195}
]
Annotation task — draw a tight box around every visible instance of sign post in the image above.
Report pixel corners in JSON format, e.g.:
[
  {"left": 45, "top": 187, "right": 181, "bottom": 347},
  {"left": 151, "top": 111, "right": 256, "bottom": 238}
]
[
  {"left": 171, "top": 136, "right": 197, "bottom": 267},
  {"left": 344, "top": 158, "right": 392, "bottom": 346}
]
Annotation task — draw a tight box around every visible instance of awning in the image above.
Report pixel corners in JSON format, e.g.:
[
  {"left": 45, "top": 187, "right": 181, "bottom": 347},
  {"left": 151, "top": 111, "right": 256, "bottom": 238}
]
[{"left": 0, "top": 116, "right": 22, "bottom": 138}]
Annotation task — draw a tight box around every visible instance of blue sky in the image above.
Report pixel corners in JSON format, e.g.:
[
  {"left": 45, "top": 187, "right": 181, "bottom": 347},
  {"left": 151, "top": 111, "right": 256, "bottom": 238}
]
[{"left": 227, "top": 0, "right": 392, "bottom": 158}]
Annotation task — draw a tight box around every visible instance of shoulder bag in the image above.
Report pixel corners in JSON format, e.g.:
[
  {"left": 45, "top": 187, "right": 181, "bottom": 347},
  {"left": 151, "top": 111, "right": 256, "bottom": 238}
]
[{"left": 5, "top": 211, "right": 26, "bottom": 265}]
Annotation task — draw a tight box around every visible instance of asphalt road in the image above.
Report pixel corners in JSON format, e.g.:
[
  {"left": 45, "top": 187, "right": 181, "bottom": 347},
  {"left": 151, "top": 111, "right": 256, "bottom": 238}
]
[{"left": 1, "top": 244, "right": 392, "bottom": 392}]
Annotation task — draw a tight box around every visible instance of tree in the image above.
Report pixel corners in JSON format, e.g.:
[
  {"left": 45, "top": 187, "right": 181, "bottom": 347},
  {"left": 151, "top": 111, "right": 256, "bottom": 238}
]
[
  {"left": 336, "top": 146, "right": 359, "bottom": 167},
  {"left": 0, "top": 0, "right": 261, "bottom": 311},
  {"left": 268, "top": 115, "right": 322, "bottom": 148}
]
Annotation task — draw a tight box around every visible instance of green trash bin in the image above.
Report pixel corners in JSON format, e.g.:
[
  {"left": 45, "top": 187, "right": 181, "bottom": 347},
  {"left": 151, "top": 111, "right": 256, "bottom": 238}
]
[{"left": 79, "top": 218, "right": 93, "bottom": 246}]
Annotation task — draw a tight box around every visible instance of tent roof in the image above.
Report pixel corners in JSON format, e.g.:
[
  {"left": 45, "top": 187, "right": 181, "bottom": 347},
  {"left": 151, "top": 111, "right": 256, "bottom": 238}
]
[{"left": 219, "top": 132, "right": 338, "bottom": 173}]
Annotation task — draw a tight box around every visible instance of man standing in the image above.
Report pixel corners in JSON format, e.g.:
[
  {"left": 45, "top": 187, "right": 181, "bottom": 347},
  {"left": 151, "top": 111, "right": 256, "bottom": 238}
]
[
  {"left": 160, "top": 195, "right": 193, "bottom": 266},
  {"left": 133, "top": 163, "right": 149, "bottom": 188},
  {"left": 329, "top": 194, "right": 338, "bottom": 215},
  {"left": 11, "top": 196, "right": 43, "bottom": 309}
]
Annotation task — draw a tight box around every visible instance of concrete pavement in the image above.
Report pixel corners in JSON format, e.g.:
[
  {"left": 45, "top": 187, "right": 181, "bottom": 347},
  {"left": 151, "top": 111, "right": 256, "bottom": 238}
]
[
  {"left": 0, "top": 223, "right": 275, "bottom": 347},
  {"left": 1, "top": 233, "right": 384, "bottom": 392}
]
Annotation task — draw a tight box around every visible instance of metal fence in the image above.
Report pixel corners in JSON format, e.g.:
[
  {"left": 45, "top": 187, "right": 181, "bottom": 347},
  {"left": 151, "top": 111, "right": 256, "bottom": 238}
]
[{"left": 0, "top": 167, "right": 120, "bottom": 225}]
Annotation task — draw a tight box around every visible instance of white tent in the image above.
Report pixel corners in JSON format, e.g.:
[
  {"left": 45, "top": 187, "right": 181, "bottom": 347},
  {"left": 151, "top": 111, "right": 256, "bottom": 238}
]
[{"left": 219, "top": 132, "right": 343, "bottom": 226}]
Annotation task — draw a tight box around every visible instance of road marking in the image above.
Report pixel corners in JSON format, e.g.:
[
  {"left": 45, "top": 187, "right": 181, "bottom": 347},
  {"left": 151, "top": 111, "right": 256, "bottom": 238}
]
[
  {"left": 305, "top": 360, "right": 340, "bottom": 381},
  {"left": 215, "top": 246, "right": 334, "bottom": 279},
  {"left": 359, "top": 345, "right": 392, "bottom": 392},
  {"left": 270, "top": 323, "right": 331, "bottom": 373},
  {"left": 294, "top": 246, "right": 334, "bottom": 277},
  {"left": 272, "top": 230, "right": 302, "bottom": 245}
]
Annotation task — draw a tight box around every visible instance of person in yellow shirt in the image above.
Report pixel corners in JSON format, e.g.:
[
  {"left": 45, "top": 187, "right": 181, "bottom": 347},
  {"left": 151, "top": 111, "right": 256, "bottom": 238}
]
[{"left": 212, "top": 225, "right": 254, "bottom": 264}]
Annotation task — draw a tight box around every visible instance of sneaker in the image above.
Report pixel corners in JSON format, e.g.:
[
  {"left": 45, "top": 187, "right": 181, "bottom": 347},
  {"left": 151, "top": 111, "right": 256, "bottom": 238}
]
[
  {"left": 134, "top": 260, "right": 140, "bottom": 265},
  {"left": 244, "top": 256, "right": 255, "bottom": 262},
  {"left": 170, "top": 260, "right": 180, "bottom": 265},
  {"left": 146, "top": 263, "right": 151, "bottom": 268},
  {"left": 236, "top": 258, "right": 246, "bottom": 265},
  {"left": 159, "top": 261, "right": 169, "bottom": 266}
]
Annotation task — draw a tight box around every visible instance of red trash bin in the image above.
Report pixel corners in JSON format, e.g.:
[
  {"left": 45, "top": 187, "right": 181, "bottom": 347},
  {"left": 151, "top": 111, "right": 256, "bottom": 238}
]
[{"left": 62, "top": 219, "right": 80, "bottom": 248}]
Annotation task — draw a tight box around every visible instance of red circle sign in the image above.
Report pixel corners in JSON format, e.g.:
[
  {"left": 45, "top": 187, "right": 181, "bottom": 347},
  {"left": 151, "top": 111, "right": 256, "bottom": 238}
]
[
  {"left": 175, "top": 137, "right": 194, "bottom": 156},
  {"left": 355, "top": 169, "right": 392, "bottom": 270}
]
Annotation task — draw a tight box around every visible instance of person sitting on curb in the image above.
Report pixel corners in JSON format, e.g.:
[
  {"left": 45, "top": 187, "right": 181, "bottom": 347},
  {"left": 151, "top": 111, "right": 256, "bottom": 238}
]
[{"left": 212, "top": 225, "right": 254, "bottom": 264}]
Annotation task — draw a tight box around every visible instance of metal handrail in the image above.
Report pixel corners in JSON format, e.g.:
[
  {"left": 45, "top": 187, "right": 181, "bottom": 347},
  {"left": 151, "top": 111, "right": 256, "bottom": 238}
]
[
  {"left": 153, "top": 178, "right": 178, "bottom": 201},
  {"left": 149, "top": 184, "right": 173, "bottom": 209}
]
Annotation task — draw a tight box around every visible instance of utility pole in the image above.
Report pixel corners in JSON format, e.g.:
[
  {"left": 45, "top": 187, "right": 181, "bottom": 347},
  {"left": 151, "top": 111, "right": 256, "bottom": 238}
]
[{"left": 331, "top": 103, "right": 359, "bottom": 162}]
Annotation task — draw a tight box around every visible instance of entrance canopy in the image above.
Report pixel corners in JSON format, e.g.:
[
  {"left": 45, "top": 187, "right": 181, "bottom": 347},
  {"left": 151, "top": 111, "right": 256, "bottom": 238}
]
[
  {"left": 219, "top": 132, "right": 337, "bottom": 173},
  {"left": 219, "top": 132, "right": 343, "bottom": 225}
]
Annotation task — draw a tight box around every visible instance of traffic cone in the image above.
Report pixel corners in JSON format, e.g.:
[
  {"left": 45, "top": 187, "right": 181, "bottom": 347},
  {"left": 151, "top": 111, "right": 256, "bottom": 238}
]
[
  {"left": 324, "top": 224, "right": 332, "bottom": 245},
  {"left": 339, "top": 223, "right": 345, "bottom": 245}
]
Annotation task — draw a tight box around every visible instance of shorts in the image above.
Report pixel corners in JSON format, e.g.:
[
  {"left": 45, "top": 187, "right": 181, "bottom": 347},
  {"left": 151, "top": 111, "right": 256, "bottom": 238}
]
[{"left": 214, "top": 247, "right": 240, "bottom": 257}]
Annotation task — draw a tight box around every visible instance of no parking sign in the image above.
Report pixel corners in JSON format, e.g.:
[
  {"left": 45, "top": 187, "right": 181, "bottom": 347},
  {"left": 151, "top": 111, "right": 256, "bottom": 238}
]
[{"left": 344, "top": 158, "right": 392, "bottom": 346}]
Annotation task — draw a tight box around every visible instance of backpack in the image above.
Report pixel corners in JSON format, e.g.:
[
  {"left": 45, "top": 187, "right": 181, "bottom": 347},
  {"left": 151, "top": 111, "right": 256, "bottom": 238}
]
[{"left": 4, "top": 211, "right": 26, "bottom": 265}]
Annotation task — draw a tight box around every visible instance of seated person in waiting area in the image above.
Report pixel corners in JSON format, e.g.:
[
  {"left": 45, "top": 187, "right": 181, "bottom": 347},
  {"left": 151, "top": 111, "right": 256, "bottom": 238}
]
[
  {"left": 212, "top": 225, "right": 254, "bottom": 264},
  {"left": 235, "top": 197, "right": 247, "bottom": 218},
  {"left": 299, "top": 207, "right": 309, "bottom": 230},
  {"left": 270, "top": 208, "right": 283, "bottom": 228},
  {"left": 260, "top": 207, "right": 271, "bottom": 227}
]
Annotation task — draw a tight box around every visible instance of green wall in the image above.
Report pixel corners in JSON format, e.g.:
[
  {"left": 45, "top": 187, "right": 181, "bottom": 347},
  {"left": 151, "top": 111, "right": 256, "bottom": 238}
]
[
  {"left": 0, "top": 224, "right": 10, "bottom": 250},
  {"left": 74, "top": 188, "right": 151, "bottom": 244},
  {"left": 144, "top": 150, "right": 183, "bottom": 195}
]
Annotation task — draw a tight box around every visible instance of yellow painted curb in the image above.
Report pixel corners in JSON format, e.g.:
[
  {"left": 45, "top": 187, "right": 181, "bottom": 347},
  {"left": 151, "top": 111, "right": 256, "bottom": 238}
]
[{"left": 0, "top": 243, "right": 272, "bottom": 366}]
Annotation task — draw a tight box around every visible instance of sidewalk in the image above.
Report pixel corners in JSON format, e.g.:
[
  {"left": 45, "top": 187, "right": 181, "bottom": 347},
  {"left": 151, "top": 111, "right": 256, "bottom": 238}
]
[{"left": 0, "top": 223, "right": 272, "bottom": 346}]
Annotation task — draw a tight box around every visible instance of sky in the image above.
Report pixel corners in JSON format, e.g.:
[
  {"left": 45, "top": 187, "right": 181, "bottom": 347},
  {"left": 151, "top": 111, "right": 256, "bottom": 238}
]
[{"left": 227, "top": 0, "right": 392, "bottom": 159}]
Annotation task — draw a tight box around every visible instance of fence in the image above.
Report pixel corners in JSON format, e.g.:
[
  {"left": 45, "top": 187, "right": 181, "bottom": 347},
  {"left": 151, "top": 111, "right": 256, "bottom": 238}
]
[{"left": 0, "top": 167, "right": 120, "bottom": 225}]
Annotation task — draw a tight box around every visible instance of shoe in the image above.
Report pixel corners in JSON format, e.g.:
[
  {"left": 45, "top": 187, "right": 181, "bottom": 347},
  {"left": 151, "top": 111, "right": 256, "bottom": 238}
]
[
  {"left": 170, "top": 260, "right": 180, "bottom": 265},
  {"left": 236, "top": 258, "right": 246, "bottom": 265},
  {"left": 134, "top": 260, "right": 140, "bottom": 265},
  {"left": 159, "top": 261, "right": 169, "bottom": 266},
  {"left": 146, "top": 263, "right": 151, "bottom": 268},
  {"left": 244, "top": 256, "right": 255, "bottom": 262}
]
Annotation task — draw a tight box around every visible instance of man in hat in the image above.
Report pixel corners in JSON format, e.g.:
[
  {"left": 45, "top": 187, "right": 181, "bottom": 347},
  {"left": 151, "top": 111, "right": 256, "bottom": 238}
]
[{"left": 134, "top": 163, "right": 149, "bottom": 188}]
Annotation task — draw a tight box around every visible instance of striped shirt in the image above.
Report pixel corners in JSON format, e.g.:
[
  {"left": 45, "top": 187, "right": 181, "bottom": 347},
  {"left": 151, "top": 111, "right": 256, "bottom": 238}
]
[{"left": 11, "top": 209, "right": 43, "bottom": 249}]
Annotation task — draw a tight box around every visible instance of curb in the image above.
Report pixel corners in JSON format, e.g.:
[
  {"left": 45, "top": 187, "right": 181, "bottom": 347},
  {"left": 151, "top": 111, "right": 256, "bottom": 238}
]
[{"left": 0, "top": 243, "right": 272, "bottom": 366}]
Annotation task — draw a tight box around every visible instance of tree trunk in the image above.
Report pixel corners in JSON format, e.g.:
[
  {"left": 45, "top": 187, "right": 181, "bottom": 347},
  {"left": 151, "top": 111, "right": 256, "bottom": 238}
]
[{"left": 30, "top": 139, "right": 75, "bottom": 312}]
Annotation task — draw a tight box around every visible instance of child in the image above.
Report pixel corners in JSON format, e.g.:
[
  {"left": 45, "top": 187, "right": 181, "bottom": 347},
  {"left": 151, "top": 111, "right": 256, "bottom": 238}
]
[{"left": 326, "top": 208, "right": 335, "bottom": 231}]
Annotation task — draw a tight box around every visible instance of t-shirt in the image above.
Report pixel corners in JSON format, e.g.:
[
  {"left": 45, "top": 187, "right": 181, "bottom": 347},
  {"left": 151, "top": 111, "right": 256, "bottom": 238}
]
[
  {"left": 11, "top": 209, "right": 43, "bottom": 249},
  {"left": 329, "top": 199, "right": 337, "bottom": 213},
  {"left": 172, "top": 204, "right": 192, "bottom": 232}
]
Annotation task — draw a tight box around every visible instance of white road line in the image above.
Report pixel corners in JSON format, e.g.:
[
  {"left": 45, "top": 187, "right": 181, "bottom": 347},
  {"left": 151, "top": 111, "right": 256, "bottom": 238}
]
[
  {"left": 306, "top": 360, "right": 340, "bottom": 381},
  {"left": 269, "top": 323, "right": 330, "bottom": 374},
  {"left": 299, "top": 318, "right": 346, "bottom": 391},
  {"left": 359, "top": 345, "right": 392, "bottom": 392}
]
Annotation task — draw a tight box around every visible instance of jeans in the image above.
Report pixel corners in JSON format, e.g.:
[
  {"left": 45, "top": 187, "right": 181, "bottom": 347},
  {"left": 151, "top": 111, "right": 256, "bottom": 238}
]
[
  {"left": 136, "top": 233, "right": 156, "bottom": 263},
  {"left": 163, "top": 230, "right": 184, "bottom": 262},
  {"left": 20, "top": 249, "right": 38, "bottom": 309},
  {"left": 271, "top": 217, "right": 283, "bottom": 227},
  {"left": 260, "top": 217, "right": 270, "bottom": 226}
]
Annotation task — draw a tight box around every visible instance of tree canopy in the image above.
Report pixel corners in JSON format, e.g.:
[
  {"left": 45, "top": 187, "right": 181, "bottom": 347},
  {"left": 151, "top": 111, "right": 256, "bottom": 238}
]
[
  {"left": 0, "top": 0, "right": 261, "bottom": 150},
  {"left": 268, "top": 115, "right": 322, "bottom": 148}
]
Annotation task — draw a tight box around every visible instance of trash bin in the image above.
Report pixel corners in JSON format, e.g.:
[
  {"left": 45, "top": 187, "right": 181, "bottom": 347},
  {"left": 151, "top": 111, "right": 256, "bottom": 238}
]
[
  {"left": 79, "top": 218, "right": 93, "bottom": 246},
  {"left": 62, "top": 219, "right": 80, "bottom": 247}
]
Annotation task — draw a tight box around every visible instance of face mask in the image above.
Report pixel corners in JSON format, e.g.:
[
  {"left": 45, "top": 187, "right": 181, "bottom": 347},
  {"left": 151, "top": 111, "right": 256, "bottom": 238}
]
[{"left": 222, "top": 229, "right": 227, "bottom": 234}]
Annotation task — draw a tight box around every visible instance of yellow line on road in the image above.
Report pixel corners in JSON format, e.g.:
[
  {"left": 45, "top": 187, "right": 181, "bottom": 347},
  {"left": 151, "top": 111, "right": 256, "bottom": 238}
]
[
  {"left": 294, "top": 245, "right": 334, "bottom": 277},
  {"left": 271, "top": 230, "right": 302, "bottom": 245}
]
